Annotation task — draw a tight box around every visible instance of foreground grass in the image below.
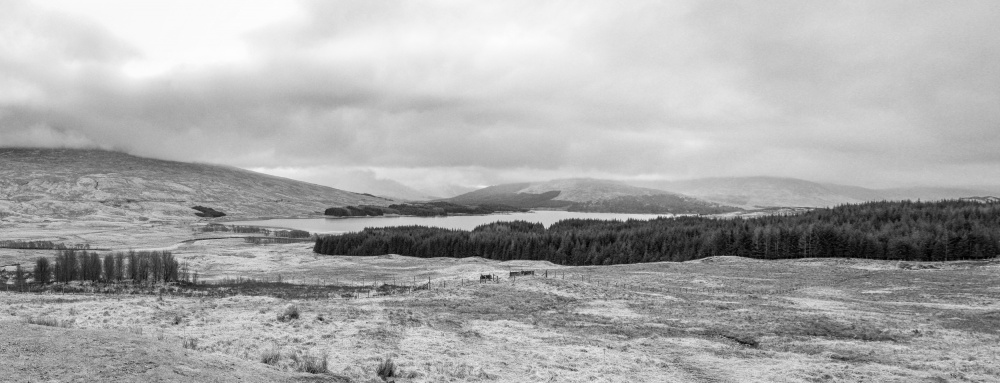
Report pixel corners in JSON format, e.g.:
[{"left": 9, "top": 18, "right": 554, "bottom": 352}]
[
  {"left": 22, "top": 315, "right": 73, "bottom": 328},
  {"left": 3, "top": 256, "right": 1000, "bottom": 382}
]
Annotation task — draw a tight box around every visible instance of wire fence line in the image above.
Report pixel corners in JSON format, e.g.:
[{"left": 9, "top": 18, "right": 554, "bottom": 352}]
[{"left": 5, "top": 261, "right": 810, "bottom": 301}]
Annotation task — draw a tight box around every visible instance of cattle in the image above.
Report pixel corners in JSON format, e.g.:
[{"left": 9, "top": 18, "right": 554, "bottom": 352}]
[{"left": 508, "top": 270, "right": 535, "bottom": 278}]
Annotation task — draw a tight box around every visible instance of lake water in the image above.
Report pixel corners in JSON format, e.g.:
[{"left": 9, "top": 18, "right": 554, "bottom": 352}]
[{"left": 228, "top": 211, "right": 675, "bottom": 234}]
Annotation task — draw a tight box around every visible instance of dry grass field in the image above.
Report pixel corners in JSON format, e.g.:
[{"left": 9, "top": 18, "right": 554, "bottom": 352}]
[{"left": 3, "top": 223, "right": 1000, "bottom": 382}]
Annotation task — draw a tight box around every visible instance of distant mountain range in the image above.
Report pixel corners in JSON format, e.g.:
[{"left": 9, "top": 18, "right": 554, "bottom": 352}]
[
  {"left": 4, "top": 149, "right": 994, "bottom": 221},
  {"left": 0, "top": 148, "right": 394, "bottom": 221},
  {"left": 445, "top": 178, "right": 737, "bottom": 214},
  {"left": 446, "top": 176, "right": 999, "bottom": 213},
  {"left": 423, "top": 184, "right": 480, "bottom": 199},
  {"left": 629, "top": 176, "right": 1000, "bottom": 208},
  {"left": 319, "top": 170, "right": 439, "bottom": 201}
]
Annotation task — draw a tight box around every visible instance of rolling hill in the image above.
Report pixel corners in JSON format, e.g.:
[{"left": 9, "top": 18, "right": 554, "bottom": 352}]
[
  {"left": 445, "top": 178, "right": 737, "bottom": 214},
  {"left": 630, "top": 176, "right": 1000, "bottom": 208},
  {"left": 0, "top": 148, "right": 393, "bottom": 221}
]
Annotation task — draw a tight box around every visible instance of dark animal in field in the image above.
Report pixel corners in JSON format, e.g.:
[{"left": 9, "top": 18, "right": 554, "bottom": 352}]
[{"left": 509, "top": 270, "right": 535, "bottom": 277}]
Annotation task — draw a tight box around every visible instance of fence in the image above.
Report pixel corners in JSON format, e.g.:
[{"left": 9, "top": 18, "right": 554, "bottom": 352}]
[{"left": 4, "top": 264, "right": 809, "bottom": 301}]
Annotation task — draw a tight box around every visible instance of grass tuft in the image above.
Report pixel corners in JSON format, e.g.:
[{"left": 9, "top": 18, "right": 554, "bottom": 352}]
[
  {"left": 260, "top": 346, "right": 281, "bottom": 365},
  {"left": 23, "top": 316, "right": 72, "bottom": 328},
  {"left": 377, "top": 357, "right": 396, "bottom": 380},
  {"left": 293, "top": 351, "right": 328, "bottom": 374}
]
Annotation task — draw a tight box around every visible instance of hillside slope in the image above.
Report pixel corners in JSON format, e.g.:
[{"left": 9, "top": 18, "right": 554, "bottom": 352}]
[
  {"left": 446, "top": 178, "right": 736, "bottom": 214},
  {"left": 632, "top": 177, "right": 998, "bottom": 208},
  {"left": 0, "top": 148, "right": 392, "bottom": 221}
]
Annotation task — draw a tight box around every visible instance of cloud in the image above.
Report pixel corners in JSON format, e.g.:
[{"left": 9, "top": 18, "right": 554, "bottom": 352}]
[
  {"left": 0, "top": 123, "right": 97, "bottom": 148},
  {"left": 1, "top": 0, "right": 998, "bottom": 189}
]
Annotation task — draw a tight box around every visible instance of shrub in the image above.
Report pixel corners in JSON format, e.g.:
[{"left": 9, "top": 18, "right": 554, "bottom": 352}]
[
  {"left": 277, "top": 304, "right": 300, "bottom": 322},
  {"left": 293, "top": 351, "right": 328, "bottom": 374},
  {"left": 23, "top": 316, "right": 71, "bottom": 328},
  {"left": 260, "top": 346, "right": 281, "bottom": 365},
  {"left": 377, "top": 357, "right": 396, "bottom": 380}
]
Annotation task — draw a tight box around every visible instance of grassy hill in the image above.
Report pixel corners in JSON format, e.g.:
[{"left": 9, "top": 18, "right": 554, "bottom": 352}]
[
  {"left": 0, "top": 148, "right": 393, "bottom": 222},
  {"left": 445, "top": 178, "right": 736, "bottom": 214}
]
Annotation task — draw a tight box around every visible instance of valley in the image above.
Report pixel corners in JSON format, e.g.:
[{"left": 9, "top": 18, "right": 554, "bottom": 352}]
[
  {"left": 4, "top": 2, "right": 997, "bottom": 382},
  {"left": 2, "top": 149, "right": 1000, "bottom": 382}
]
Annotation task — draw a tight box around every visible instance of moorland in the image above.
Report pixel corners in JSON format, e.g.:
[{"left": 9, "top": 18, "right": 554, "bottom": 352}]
[
  {"left": 2, "top": 149, "right": 1000, "bottom": 382},
  {"left": 4, "top": 234, "right": 1000, "bottom": 382}
]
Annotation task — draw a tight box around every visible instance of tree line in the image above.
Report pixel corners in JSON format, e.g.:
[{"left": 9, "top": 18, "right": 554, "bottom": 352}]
[
  {"left": 325, "top": 202, "right": 525, "bottom": 218},
  {"left": 0, "top": 240, "right": 91, "bottom": 250},
  {"left": 201, "top": 224, "right": 311, "bottom": 238},
  {"left": 34, "top": 249, "right": 192, "bottom": 284},
  {"left": 313, "top": 200, "right": 1000, "bottom": 264}
]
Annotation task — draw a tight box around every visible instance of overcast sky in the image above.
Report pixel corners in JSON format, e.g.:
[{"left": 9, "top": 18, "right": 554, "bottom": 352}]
[{"left": 1, "top": 0, "right": 998, "bottom": 192}]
